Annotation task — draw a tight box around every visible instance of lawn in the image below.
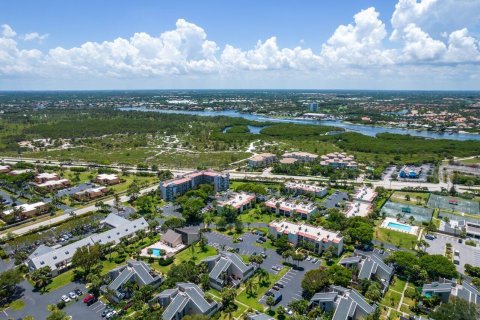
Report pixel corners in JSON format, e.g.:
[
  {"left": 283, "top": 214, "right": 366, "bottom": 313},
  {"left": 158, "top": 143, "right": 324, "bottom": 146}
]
[
  {"left": 381, "top": 290, "right": 402, "bottom": 308},
  {"left": 390, "top": 191, "right": 430, "bottom": 206},
  {"left": 390, "top": 276, "right": 406, "bottom": 293},
  {"left": 238, "top": 210, "right": 275, "bottom": 225},
  {"left": 45, "top": 269, "right": 74, "bottom": 292},
  {"left": 109, "top": 175, "right": 159, "bottom": 193},
  {"left": 236, "top": 267, "right": 289, "bottom": 311},
  {"left": 374, "top": 227, "right": 418, "bottom": 250},
  {"left": 149, "top": 244, "right": 218, "bottom": 274}
]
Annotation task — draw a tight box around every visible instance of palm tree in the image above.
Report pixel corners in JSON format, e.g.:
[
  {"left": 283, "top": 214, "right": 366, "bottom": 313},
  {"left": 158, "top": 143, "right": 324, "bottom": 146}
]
[
  {"left": 245, "top": 278, "right": 257, "bottom": 296},
  {"left": 257, "top": 268, "right": 269, "bottom": 286}
]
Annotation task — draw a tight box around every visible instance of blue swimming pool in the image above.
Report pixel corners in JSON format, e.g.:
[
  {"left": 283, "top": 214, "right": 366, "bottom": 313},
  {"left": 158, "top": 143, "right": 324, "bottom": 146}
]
[
  {"left": 151, "top": 249, "right": 162, "bottom": 257},
  {"left": 387, "top": 222, "right": 412, "bottom": 233}
]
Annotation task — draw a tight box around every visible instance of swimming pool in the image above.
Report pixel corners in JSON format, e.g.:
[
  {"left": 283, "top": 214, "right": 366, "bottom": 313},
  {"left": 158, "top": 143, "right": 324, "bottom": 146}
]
[
  {"left": 387, "top": 222, "right": 412, "bottom": 233},
  {"left": 151, "top": 249, "right": 162, "bottom": 257}
]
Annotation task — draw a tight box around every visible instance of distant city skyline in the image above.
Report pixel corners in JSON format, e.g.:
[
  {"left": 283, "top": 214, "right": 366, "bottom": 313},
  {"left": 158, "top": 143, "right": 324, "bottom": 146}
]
[{"left": 1, "top": 0, "right": 480, "bottom": 90}]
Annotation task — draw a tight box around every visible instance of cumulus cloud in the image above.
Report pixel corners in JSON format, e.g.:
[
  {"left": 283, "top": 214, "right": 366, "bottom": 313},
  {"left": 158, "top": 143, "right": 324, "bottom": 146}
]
[
  {"left": 23, "top": 32, "right": 49, "bottom": 42},
  {"left": 1, "top": 0, "right": 480, "bottom": 89},
  {"left": 1, "top": 24, "right": 16, "bottom": 38}
]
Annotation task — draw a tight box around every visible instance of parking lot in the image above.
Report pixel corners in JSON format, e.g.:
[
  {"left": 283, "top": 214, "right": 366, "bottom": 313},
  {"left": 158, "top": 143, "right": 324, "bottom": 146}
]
[
  {"left": 0, "top": 280, "right": 106, "bottom": 320},
  {"left": 425, "top": 233, "right": 480, "bottom": 273},
  {"left": 204, "top": 230, "right": 320, "bottom": 308},
  {"left": 321, "top": 191, "right": 349, "bottom": 210}
]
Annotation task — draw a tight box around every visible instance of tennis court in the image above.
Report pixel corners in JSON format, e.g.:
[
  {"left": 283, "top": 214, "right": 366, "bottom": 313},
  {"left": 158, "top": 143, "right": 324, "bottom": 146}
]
[
  {"left": 380, "top": 201, "right": 434, "bottom": 223},
  {"left": 427, "top": 194, "right": 480, "bottom": 215}
]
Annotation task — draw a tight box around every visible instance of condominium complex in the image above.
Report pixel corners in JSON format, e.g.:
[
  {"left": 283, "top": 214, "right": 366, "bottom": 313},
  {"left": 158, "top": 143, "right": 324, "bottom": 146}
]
[
  {"left": 34, "top": 178, "right": 71, "bottom": 190},
  {"left": 269, "top": 220, "right": 343, "bottom": 256},
  {"left": 2, "top": 202, "right": 49, "bottom": 218},
  {"left": 285, "top": 182, "right": 328, "bottom": 197},
  {"left": 34, "top": 172, "right": 60, "bottom": 183},
  {"left": 74, "top": 186, "right": 109, "bottom": 201},
  {"left": 159, "top": 170, "right": 229, "bottom": 201},
  {"left": 95, "top": 173, "right": 121, "bottom": 185},
  {"left": 216, "top": 192, "right": 256, "bottom": 213},
  {"left": 265, "top": 198, "right": 318, "bottom": 219},
  {"left": 0, "top": 165, "right": 11, "bottom": 173},
  {"left": 320, "top": 152, "right": 357, "bottom": 169},
  {"left": 248, "top": 153, "right": 276, "bottom": 168},
  {"left": 282, "top": 151, "right": 318, "bottom": 163}
]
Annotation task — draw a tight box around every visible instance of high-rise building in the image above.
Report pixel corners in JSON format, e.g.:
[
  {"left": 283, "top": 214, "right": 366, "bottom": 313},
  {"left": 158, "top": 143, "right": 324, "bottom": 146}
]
[{"left": 308, "top": 102, "right": 319, "bottom": 112}]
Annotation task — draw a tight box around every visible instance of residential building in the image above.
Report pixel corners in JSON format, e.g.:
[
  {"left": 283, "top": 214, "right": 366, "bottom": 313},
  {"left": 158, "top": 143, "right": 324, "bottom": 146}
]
[
  {"left": 162, "top": 229, "right": 183, "bottom": 248},
  {"left": 202, "top": 252, "right": 255, "bottom": 290},
  {"left": 246, "top": 313, "right": 274, "bottom": 320},
  {"left": 174, "top": 226, "right": 201, "bottom": 245},
  {"left": 265, "top": 198, "right": 318, "bottom": 219},
  {"left": 319, "top": 152, "right": 357, "bottom": 169},
  {"left": 399, "top": 165, "right": 422, "bottom": 179},
  {"left": 282, "top": 151, "right": 318, "bottom": 163},
  {"left": 8, "top": 169, "right": 34, "bottom": 176},
  {"left": 353, "top": 187, "right": 377, "bottom": 203},
  {"left": 34, "top": 172, "right": 59, "bottom": 183},
  {"left": 159, "top": 170, "right": 229, "bottom": 201},
  {"left": 102, "top": 260, "right": 163, "bottom": 302},
  {"left": 2, "top": 202, "right": 49, "bottom": 219},
  {"left": 339, "top": 252, "right": 394, "bottom": 292},
  {"left": 27, "top": 214, "right": 148, "bottom": 275},
  {"left": 95, "top": 173, "right": 121, "bottom": 185},
  {"left": 152, "top": 282, "right": 220, "bottom": 320},
  {"left": 285, "top": 182, "right": 328, "bottom": 197},
  {"left": 308, "top": 102, "right": 319, "bottom": 112},
  {"left": 74, "top": 186, "right": 109, "bottom": 201},
  {"left": 309, "top": 286, "right": 376, "bottom": 320},
  {"left": 217, "top": 192, "right": 256, "bottom": 213},
  {"left": 0, "top": 165, "right": 11, "bottom": 173},
  {"left": 34, "top": 178, "right": 70, "bottom": 190},
  {"left": 248, "top": 153, "right": 276, "bottom": 168},
  {"left": 422, "top": 282, "right": 453, "bottom": 302},
  {"left": 279, "top": 157, "right": 298, "bottom": 165},
  {"left": 269, "top": 220, "right": 343, "bottom": 256}
]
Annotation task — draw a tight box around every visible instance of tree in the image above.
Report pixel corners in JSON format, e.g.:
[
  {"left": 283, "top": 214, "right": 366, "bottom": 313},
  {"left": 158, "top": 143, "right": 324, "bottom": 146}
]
[
  {"left": 274, "top": 235, "right": 290, "bottom": 254},
  {"left": 0, "top": 268, "right": 23, "bottom": 301},
  {"left": 221, "top": 287, "right": 237, "bottom": 309},
  {"left": 46, "top": 306, "right": 69, "bottom": 320},
  {"left": 430, "top": 297, "right": 479, "bottom": 320},
  {"left": 257, "top": 268, "right": 270, "bottom": 285},
  {"left": 365, "top": 282, "right": 382, "bottom": 302},
  {"left": 288, "top": 299, "right": 309, "bottom": 315},
  {"left": 266, "top": 296, "right": 275, "bottom": 310},
  {"left": 245, "top": 278, "right": 258, "bottom": 296},
  {"left": 419, "top": 254, "right": 457, "bottom": 280},
  {"left": 127, "top": 180, "right": 141, "bottom": 200},
  {"left": 71, "top": 244, "right": 102, "bottom": 279},
  {"left": 323, "top": 246, "right": 337, "bottom": 264},
  {"left": 301, "top": 268, "right": 329, "bottom": 297},
  {"left": 181, "top": 197, "right": 204, "bottom": 222},
  {"left": 31, "top": 266, "right": 52, "bottom": 292},
  {"left": 327, "top": 265, "right": 352, "bottom": 287}
]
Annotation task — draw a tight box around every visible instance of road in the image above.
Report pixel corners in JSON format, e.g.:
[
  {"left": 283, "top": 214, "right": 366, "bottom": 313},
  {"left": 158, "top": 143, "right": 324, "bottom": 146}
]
[{"left": 1, "top": 185, "right": 158, "bottom": 238}]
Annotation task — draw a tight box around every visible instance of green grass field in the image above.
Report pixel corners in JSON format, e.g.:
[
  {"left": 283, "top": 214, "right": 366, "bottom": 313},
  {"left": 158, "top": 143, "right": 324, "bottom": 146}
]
[
  {"left": 374, "top": 226, "right": 418, "bottom": 250},
  {"left": 390, "top": 191, "right": 430, "bottom": 206},
  {"left": 149, "top": 244, "right": 218, "bottom": 274}
]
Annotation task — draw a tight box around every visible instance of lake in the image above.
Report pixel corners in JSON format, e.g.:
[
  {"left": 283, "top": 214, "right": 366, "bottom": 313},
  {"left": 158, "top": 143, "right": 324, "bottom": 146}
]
[{"left": 119, "top": 107, "right": 480, "bottom": 141}]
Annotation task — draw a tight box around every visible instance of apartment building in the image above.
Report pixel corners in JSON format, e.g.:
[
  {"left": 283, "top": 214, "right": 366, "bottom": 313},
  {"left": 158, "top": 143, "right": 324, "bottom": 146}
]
[
  {"left": 216, "top": 192, "right": 256, "bottom": 213},
  {"left": 265, "top": 198, "right": 318, "bottom": 219},
  {"left": 95, "top": 173, "right": 121, "bottom": 185},
  {"left": 285, "top": 182, "right": 328, "bottom": 197},
  {"left": 319, "top": 152, "right": 357, "bottom": 169},
  {"left": 0, "top": 165, "right": 11, "bottom": 173},
  {"left": 34, "top": 172, "right": 60, "bottom": 183},
  {"left": 248, "top": 153, "right": 276, "bottom": 168},
  {"left": 159, "top": 170, "right": 229, "bottom": 201},
  {"left": 34, "top": 178, "right": 71, "bottom": 191},
  {"left": 74, "top": 186, "right": 109, "bottom": 201},
  {"left": 2, "top": 201, "right": 49, "bottom": 219},
  {"left": 269, "top": 220, "right": 343, "bottom": 256},
  {"left": 282, "top": 151, "right": 318, "bottom": 163},
  {"left": 202, "top": 252, "right": 255, "bottom": 290}
]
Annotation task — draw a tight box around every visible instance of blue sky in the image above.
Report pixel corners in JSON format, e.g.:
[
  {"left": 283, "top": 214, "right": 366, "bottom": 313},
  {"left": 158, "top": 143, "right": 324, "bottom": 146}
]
[{"left": 1, "top": 0, "right": 480, "bottom": 90}]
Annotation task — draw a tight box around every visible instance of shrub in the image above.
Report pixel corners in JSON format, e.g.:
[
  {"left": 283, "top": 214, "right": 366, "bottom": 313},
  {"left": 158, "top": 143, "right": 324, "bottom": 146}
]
[
  {"left": 465, "top": 240, "right": 477, "bottom": 247},
  {"left": 158, "top": 257, "right": 174, "bottom": 266},
  {"left": 57, "top": 301, "right": 66, "bottom": 309}
]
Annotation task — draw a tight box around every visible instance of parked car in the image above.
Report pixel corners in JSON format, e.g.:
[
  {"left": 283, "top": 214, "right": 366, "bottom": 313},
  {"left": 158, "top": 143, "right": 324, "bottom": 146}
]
[
  {"left": 106, "top": 311, "right": 117, "bottom": 319},
  {"left": 102, "top": 307, "right": 113, "bottom": 317},
  {"left": 265, "top": 291, "right": 274, "bottom": 297},
  {"left": 68, "top": 291, "right": 77, "bottom": 299},
  {"left": 272, "top": 285, "right": 280, "bottom": 291},
  {"left": 425, "top": 234, "right": 436, "bottom": 240},
  {"left": 260, "top": 252, "right": 267, "bottom": 258},
  {"left": 74, "top": 288, "right": 83, "bottom": 296},
  {"left": 458, "top": 238, "right": 463, "bottom": 244},
  {"left": 275, "top": 283, "right": 284, "bottom": 288},
  {"left": 311, "top": 258, "right": 318, "bottom": 263},
  {"left": 306, "top": 256, "right": 311, "bottom": 261},
  {"left": 83, "top": 294, "right": 95, "bottom": 304},
  {"left": 237, "top": 237, "right": 243, "bottom": 242},
  {"left": 61, "top": 295, "right": 71, "bottom": 303}
]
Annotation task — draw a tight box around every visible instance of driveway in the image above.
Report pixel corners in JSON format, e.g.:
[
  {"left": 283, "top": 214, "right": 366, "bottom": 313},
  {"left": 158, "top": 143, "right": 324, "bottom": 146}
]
[{"left": 425, "top": 232, "right": 480, "bottom": 273}]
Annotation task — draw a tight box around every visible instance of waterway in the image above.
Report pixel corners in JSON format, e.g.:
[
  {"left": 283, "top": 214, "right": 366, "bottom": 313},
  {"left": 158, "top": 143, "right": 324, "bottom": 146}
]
[{"left": 119, "top": 107, "right": 480, "bottom": 141}]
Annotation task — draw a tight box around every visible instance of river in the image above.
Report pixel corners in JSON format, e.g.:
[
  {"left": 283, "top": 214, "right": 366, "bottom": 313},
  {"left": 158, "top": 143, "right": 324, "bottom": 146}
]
[{"left": 119, "top": 107, "right": 480, "bottom": 141}]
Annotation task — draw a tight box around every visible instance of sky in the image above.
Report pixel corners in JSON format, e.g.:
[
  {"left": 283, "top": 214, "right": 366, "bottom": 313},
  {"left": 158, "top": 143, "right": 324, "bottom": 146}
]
[{"left": 1, "top": 0, "right": 480, "bottom": 90}]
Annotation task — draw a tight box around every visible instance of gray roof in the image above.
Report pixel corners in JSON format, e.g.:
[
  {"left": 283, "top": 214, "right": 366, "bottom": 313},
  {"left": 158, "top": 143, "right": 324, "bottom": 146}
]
[
  {"left": 358, "top": 258, "right": 375, "bottom": 280},
  {"left": 162, "top": 229, "right": 182, "bottom": 244},
  {"left": 175, "top": 226, "right": 200, "bottom": 235},
  {"left": 422, "top": 282, "right": 452, "bottom": 293},
  {"left": 333, "top": 296, "right": 354, "bottom": 320},
  {"left": 349, "top": 290, "right": 376, "bottom": 314},
  {"left": 246, "top": 313, "right": 274, "bottom": 320},
  {"left": 102, "top": 213, "right": 129, "bottom": 228},
  {"left": 457, "top": 282, "right": 480, "bottom": 304},
  {"left": 108, "top": 260, "right": 159, "bottom": 291},
  {"left": 160, "top": 282, "right": 218, "bottom": 320},
  {"left": 339, "top": 256, "right": 361, "bottom": 265},
  {"left": 205, "top": 252, "right": 253, "bottom": 282},
  {"left": 29, "top": 217, "right": 148, "bottom": 270},
  {"left": 328, "top": 287, "right": 375, "bottom": 320},
  {"left": 358, "top": 253, "right": 393, "bottom": 281},
  {"left": 310, "top": 292, "right": 338, "bottom": 303},
  {"left": 28, "top": 245, "right": 54, "bottom": 260}
]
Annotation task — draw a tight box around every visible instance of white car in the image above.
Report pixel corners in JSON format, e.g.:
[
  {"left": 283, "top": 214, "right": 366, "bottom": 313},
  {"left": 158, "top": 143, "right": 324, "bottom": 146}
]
[
  {"left": 61, "top": 295, "right": 71, "bottom": 302},
  {"left": 306, "top": 256, "right": 311, "bottom": 261},
  {"left": 68, "top": 291, "right": 77, "bottom": 299},
  {"left": 286, "top": 308, "right": 294, "bottom": 315},
  {"left": 106, "top": 310, "right": 117, "bottom": 319}
]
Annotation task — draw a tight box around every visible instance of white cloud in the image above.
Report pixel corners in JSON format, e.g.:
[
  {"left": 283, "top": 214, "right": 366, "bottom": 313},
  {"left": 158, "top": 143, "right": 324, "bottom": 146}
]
[
  {"left": 1, "top": 24, "right": 16, "bottom": 38},
  {"left": 321, "top": 7, "right": 394, "bottom": 65},
  {"left": 400, "top": 23, "right": 446, "bottom": 61},
  {"left": 1, "top": 1, "right": 480, "bottom": 89},
  {"left": 23, "top": 32, "right": 49, "bottom": 42}
]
